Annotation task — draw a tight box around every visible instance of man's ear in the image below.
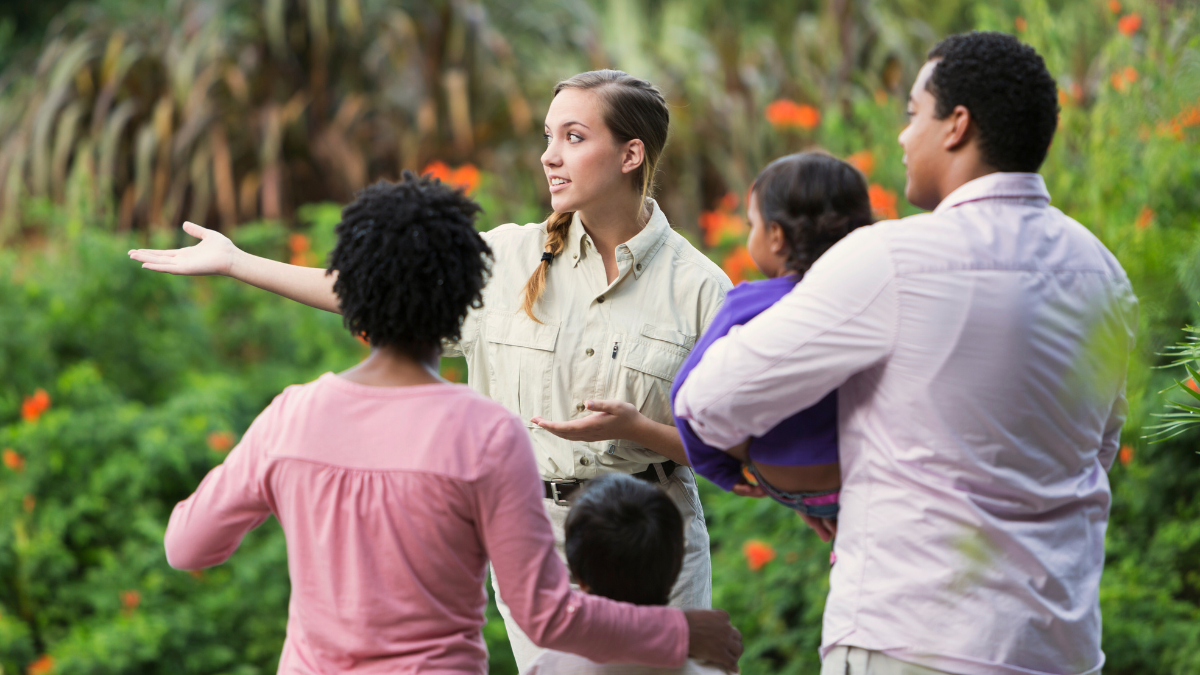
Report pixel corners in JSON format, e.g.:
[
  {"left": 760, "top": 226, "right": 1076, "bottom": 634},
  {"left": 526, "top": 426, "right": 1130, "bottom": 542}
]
[
  {"left": 944, "top": 104, "right": 973, "bottom": 152},
  {"left": 621, "top": 139, "right": 646, "bottom": 175}
]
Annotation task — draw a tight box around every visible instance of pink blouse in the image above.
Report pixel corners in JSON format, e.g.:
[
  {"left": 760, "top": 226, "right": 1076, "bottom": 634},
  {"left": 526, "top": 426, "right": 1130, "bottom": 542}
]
[{"left": 165, "top": 373, "right": 688, "bottom": 674}]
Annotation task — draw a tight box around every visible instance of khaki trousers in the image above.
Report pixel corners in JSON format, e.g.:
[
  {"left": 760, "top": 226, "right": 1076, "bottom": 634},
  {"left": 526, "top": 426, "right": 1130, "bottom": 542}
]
[
  {"left": 821, "top": 647, "right": 959, "bottom": 675},
  {"left": 491, "top": 467, "right": 713, "bottom": 673}
]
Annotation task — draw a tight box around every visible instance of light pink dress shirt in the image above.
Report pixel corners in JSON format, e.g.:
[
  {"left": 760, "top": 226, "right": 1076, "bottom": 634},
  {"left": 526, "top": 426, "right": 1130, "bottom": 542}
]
[
  {"left": 165, "top": 373, "right": 688, "bottom": 674},
  {"left": 675, "top": 173, "right": 1137, "bottom": 675}
]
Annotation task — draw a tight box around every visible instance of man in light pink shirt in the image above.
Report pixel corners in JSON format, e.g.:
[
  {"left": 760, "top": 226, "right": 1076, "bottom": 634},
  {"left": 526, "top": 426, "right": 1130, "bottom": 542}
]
[
  {"left": 675, "top": 33, "right": 1137, "bottom": 675},
  {"left": 164, "top": 174, "right": 743, "bottom": 674}
]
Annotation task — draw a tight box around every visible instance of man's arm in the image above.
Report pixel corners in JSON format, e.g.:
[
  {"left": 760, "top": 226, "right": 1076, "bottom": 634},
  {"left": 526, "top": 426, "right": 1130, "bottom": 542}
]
[{"left": 675, "top": 228, "right": 898, "bottom": 450}]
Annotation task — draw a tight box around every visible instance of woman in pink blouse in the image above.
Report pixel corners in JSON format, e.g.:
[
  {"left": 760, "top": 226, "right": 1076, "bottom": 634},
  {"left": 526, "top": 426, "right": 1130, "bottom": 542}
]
[{"left": 163, "top": 175, "right": 742, "bottom": 674}]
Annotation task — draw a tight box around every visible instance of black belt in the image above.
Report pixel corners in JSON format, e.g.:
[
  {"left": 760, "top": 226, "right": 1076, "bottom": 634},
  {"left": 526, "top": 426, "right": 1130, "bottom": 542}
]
[{"left": 543, "top": 461, "right": 678, "bottom": 506}]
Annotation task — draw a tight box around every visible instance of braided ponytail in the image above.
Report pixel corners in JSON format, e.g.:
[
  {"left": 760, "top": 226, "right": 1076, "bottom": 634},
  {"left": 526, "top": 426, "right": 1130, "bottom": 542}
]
[
  {"left": 521, "top": 211, "right": 574, "bottom": 321},
  {"left": 520, "top": 69, "right": 670, "bottom": 323}
]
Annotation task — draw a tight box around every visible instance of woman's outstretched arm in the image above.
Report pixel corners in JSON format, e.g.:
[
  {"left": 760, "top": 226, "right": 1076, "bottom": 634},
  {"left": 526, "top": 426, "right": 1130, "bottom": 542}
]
[{"left": 128, "top": 222, "right": 343, "bottom": 314}]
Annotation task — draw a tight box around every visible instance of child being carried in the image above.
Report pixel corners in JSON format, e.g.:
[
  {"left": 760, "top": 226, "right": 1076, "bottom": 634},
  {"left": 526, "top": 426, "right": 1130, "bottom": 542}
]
[{"left": 671, "top": 153, "right": 874, "bottom": 528}]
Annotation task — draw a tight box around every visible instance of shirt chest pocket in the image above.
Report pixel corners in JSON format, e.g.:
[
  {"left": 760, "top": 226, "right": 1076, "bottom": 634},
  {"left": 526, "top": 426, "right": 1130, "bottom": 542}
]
[
  {"left": 618, "top": 324, "right": 695, "bottom": 425},
  {"left": 484, "top": 311, "right": 560, "bottom": 423}
]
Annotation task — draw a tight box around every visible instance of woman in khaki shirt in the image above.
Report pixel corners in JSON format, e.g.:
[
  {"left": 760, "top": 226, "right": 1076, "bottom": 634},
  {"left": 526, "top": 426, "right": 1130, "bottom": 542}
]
[{"left": 129, "top": 70, "right": 732, "bottom": 671}]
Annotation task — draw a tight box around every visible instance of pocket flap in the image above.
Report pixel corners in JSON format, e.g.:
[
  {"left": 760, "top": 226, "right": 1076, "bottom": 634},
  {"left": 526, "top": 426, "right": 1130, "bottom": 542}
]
[
  {"left": 623, "top": 340, "right": 685, "bottom": 381},
  {"left": 641, "top": 324, "right": 696, "bottom": 350},
  {"left": 485, "top": 311, "right": 560, "bottom": 351}
]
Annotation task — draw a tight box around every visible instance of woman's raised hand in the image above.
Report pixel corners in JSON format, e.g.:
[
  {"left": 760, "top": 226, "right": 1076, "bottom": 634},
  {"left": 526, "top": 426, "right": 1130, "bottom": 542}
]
[{"left": 128, "top": 222, "right": 239, "bottom": 276}]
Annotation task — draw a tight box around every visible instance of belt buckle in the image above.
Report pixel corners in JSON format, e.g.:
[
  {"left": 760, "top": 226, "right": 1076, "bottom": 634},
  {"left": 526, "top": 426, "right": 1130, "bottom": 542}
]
[{"left": 548, "top": 479, "right": 577, "bottom": 506}]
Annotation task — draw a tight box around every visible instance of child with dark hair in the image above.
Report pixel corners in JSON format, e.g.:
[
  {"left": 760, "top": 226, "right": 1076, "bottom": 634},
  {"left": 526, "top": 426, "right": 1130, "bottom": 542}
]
[
  {"left": 527, "top": 474, "right": 728, "bottom": 675},
  {"left": 671, "top": 152, "right": 872, "bottom": 531},
  {"left": 163, "top": 172, "right": 739, "bottom": 674}
]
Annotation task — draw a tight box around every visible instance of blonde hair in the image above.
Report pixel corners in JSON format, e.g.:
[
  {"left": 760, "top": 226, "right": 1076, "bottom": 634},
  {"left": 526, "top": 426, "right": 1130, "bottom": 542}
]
[{"left": 521, "top": 70, "right": 670, "bottom": 322}]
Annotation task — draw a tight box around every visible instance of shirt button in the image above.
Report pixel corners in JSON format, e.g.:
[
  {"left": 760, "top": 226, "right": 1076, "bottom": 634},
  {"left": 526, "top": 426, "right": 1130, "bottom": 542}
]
[
  {"left": 585, "top": 348, "right": 594, "bottom": 356},
  {"left": 576, "top": 402, "right": 586, "bottom": 412},
  {"left": 636, "top": 263, "right": 642, "bottom": 271},
  {"left": 597, "top": 296, "right": 605, "bottom": 303},
  {"left": 580, "top": 457, "right": 590, "bottom": 466}
]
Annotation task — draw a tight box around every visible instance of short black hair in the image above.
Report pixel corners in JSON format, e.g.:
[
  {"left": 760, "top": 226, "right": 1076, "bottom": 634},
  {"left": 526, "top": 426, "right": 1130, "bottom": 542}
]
[
  {"left": 565, "top": 474, "right": 684, "bottom": 606},
  {"left": 926, "top": 32, "right": 1060, "bottom": 173},
  {"left": 752, "top": 152, "right": 873, "bottom": 276},
  {"left": 327, "top": 172, "right": 492, "bottom": 354}
]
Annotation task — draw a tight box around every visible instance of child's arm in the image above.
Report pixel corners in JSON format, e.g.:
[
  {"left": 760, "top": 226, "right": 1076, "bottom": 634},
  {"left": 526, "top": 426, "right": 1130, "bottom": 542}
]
[
  {"left": 130, "top": 222, "right": 342, "bottom": 314},
  {"left": 164, "top": 410, "right": 274, "bottom": 570},
  {"left": 475, "top": 415, "right": 741, "bottom": 671}
]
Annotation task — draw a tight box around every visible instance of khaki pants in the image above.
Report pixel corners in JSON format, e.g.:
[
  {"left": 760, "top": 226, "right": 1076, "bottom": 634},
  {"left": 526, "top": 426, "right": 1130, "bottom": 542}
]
[
  {"left": 492, "top": 467, "right": 713, "bottom": 673},
  {"left": 821, "top": 647, "right": 959, "bottom": 675}
]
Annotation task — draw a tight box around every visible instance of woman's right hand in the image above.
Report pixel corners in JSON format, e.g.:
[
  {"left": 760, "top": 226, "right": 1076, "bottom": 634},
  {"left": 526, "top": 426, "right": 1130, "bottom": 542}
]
[
  {"left": 683, "top": 608, "right": 743, "bottom": 672},
  {"left": 128, "top": 222, "right": 239, "bottom": 277}
]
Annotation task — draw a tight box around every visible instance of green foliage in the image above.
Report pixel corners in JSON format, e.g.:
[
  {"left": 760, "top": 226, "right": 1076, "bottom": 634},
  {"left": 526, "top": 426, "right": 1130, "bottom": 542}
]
[{"left": 2, "top": 0, "right": 1200, "bottom": 674}]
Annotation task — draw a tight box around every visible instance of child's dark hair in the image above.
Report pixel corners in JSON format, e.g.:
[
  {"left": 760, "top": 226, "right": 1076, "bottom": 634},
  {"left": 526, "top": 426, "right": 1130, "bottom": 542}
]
[
  {"left": 752, "top": 152, "right": 873, "bottom": 276},
  {"left": 564, "top": 474, "right": 684, "bottom": 606},
  {"left": 327, "top": 172, "right": 492, "bottom": 355},
  {"left": 926, "top": 32, "right": 1059, "bottom": 173}
]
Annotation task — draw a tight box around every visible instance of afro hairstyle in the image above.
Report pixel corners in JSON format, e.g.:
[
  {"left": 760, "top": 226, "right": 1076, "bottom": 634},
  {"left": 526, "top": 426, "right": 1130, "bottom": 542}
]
[{"left": 327, "top": 171, "right": 492, "bottom": 355}]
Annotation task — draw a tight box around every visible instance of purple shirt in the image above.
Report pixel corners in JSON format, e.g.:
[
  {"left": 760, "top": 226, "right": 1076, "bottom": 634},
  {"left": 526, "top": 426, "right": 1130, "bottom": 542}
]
[{"left": 670, "top": 275, "right": 838, "bottom": 491}]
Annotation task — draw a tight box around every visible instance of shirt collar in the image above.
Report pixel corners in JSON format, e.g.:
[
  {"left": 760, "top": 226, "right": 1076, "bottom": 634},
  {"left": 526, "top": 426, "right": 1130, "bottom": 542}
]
[
  {"left": 933, "top": 172, "right": 1050, "bottom": 214},
  {"left": 561, "top": 199, "right": 671, "bottom": 279}
]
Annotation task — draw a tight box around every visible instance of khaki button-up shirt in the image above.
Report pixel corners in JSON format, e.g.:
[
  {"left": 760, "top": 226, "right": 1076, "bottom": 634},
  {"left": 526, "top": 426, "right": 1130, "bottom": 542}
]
[{"left": 445, "top": 201, "right": 732, "bottom": 480}]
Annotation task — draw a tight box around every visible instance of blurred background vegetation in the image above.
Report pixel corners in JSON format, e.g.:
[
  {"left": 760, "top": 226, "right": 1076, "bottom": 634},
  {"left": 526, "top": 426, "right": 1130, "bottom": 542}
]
[{"left": 1, "top": 0, "right": 1199, "bottom": 673}]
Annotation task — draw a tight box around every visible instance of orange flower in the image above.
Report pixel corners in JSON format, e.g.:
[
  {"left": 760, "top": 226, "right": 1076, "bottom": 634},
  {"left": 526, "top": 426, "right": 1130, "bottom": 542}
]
[
  {"left": 1014, "top": 16, "right": 1027, "bottom": 32},
  {"left": 873, "top": 89, "right": 889, "bottom": 106},
  {"left": 1118, "top": 445, "right": 1134, "bottom": 466},
  {"left": 1186, "top": 378, "right": 1198, "bottom": 392},
  {"left": 846, "top": 150, "right": 875, "bottom": 178},
  {"left": 1108, "top": 0, "right": 1121, "bottom": 13},
  {"left": 699, "top": 210, "right": 748, "bottom": 248},
  {"left": 1135, "top": 206, "right": 1154, "bottom": 230},
  {"left": 21, "top": 389, "right": 51, "bottom": 423},
  {"left": 121, "top": 589, "right": 141, "bottom": 614},
  {"left": 288, "top": 233, "right": 315, "bottom": 266},
  {"left": 1058, "top": 89, "right": 1069, "bottom": 107},
  {"left": 421, "top": 161, "right": 481, "bottom": 194},
  {"left": 289, "top": 233, "right": 311, "bottom": 254},
  {"left": 1123, "top": 67, "right": 1138, "bottom": 83},
  {"left": 206, "top": 431, "right": 235, "bottom": 453},
  {"left": 22, "top": 494, "right": 35, "bottom": 513},
  {"left": 1070, "top": 83, "right": 1084, "bottom": 103},
  {"left": 868, "top": 184, "right": 899, "bottom": 221},
  {"left": 28, "top": 655, "right": 55, "bottom": 675},
  {"left": 721, "top": 247, "right": 759, "bottom": 285},
  {"left": 1110, "top": 71, "right": 1128, "bottom": 93},
  {"left": 3, "top": 449, "right": 25, "bottom": 472},
  {"left": 765, "top": 100, "right": 821, "bottom": 131},
  {"left": 718, "top": 191, "right": 739, "bottom": 212},
  {"left": 188, "top": 569, "right": 205, "bottom": 580},
  {"left": 1117, "top": 13, "right": 1141, "bottom": 36},
  {"left": 743, "top": 540, "right": 776, "bottom": 571}
]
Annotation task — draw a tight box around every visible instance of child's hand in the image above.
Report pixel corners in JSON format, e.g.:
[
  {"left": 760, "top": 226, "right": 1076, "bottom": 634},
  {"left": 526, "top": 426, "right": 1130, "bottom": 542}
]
[
  {"left": 731, "top": 479, "right": 766, "bottom": 499},
  {"left": 799, "top": 513, "right": 837, "bottom": 543},
  {"left": 531, "top": 400, "right": 641, "bottom": 442}
]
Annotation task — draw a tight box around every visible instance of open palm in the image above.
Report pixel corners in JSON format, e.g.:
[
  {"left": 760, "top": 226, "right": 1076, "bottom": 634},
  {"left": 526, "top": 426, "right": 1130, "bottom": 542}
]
[{"left": 128, "top": 222, "right": 238, "bottom": 276}]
